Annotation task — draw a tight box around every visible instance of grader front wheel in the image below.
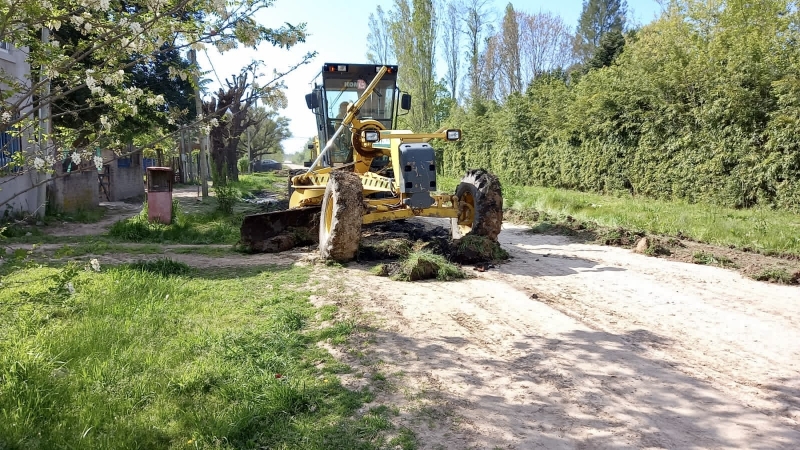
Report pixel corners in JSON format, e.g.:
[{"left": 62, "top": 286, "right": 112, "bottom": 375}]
[
  {"left": 319, "top": 171, "right": 364, "bottom": 261},
  {"left": 452, "top": 169, "right": 503, "bottom": 240}
]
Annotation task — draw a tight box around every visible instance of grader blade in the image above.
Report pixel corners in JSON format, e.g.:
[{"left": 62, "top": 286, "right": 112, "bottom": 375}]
[{"left": 240, "top": 207, "right": 321, "bottom": 253}]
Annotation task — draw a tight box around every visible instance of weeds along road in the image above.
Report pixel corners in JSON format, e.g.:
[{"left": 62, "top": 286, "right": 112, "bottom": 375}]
[{"left": 328, "top": 222, "right": 800, "bottom": 449}]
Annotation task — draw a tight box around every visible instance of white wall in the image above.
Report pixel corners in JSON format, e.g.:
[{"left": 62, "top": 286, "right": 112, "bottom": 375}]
[
  {"left": 0, "top": 42, "right": 42, "bottom": 217},
  {"left": 0, "top": 172, "right": 40, "bottom": 218}
]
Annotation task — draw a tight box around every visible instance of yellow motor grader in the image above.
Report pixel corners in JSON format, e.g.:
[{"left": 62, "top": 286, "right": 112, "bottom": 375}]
[{"left": 240, "top": 63, "right": 502, "bottom": 261}]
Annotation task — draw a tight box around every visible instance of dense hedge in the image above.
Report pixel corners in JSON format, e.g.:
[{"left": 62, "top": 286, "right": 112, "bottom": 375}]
[{"left": 441, "top": 0, "right": 800, "bottom": 211}]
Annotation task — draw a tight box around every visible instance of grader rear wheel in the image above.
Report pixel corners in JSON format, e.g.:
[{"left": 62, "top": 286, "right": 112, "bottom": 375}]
[
  {"left": 319, "top": 171, "right": 364, "bottom": 261},
  {"left": 452, "top": 169, "right": 503, "bottom": 240}
]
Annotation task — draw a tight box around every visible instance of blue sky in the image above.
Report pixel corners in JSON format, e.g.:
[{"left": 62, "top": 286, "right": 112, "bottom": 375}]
[{"left": 202, "top": 0, "right": 663, "bottom": 154}]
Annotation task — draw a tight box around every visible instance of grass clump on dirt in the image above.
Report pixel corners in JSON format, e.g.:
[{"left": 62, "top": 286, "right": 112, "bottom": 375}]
[
  {"left": 0, "top": 261, "right": 409, "bottom": 449},
  {"left": 750, "top": 268, "right": 799, "bottom": 285},
  {"left": 693, "top": 251, "right": 738, "bottom": 268},
  {"left": 372, "top": 250, "right": 466, "bottom": 281},
  {"left": 109, "top": 201, "right": 240, "bottom": 245}
]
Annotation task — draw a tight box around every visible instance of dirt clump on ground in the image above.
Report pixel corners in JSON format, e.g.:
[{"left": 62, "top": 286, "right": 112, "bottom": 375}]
[{"left": 358, "top": 221, "right": 509, "bottom": 281}]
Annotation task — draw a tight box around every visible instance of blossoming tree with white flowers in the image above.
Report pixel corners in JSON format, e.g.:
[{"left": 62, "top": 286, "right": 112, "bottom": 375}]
[{"left": 0, "top": 0, "right": 314, "bottom": 210}]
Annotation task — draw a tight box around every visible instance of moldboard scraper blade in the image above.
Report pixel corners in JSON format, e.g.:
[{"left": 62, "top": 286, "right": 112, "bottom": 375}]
[{"left": 240, "top": 206, "right": 321, "bottom": 253}]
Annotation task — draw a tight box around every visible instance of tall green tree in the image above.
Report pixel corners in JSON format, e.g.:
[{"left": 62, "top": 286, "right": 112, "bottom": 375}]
[
  {"left": 574, "top": 0, "right": 627, "bottom": 63},
  {"left": 586, "top": 29, "right": 626, "bottom": 69},
  {"left": 500, "top": 3, "right": 522, "bottom": 95},
  {"left": 463, "top": 0, "right": 493, "bottom": 102},
  {"left": 366, "top": 6, "right": 395, "bottom": 64},
  {"left": 0, "top": 0, "right": 312, "bottom": 210},
  {"left": 237, "top": 107, "right": 292, "bottom": 161},
  {"left": 389, "top": 0, "right": 438, "bottom": 131},
  {"left": 441, "top": 0, "right": 463, "bottom": 101}
]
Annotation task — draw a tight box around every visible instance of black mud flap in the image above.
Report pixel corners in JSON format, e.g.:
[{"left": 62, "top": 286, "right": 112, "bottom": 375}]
[{"left": 240, "top": 207, "right": 321, "bottom": 253}]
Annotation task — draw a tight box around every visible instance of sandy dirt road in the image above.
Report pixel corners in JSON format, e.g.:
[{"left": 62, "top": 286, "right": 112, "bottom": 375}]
[{"left": 325, "top": 223, "right": 800, "bottom": 449}]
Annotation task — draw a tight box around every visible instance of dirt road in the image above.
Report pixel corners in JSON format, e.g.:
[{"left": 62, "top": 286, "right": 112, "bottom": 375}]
[
  {"left": 29, "top": 202, "right": 800, "bottom": 448},
  {"left": 325, "top": 223, "right": 800, "bottom": 449}
]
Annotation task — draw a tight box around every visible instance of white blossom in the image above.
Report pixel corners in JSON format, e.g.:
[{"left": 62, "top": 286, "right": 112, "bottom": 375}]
[
  {"left": 93, "top": 155, "right": 103, "bottom": 171},
  {"left": 90, "top": 258, "right": 101, "bottom": 272},
  {"left": 100, "top": 115, "right": 110, "bottom": 130},
  {"left": 209, "top": 118, "right": 219, "bottom": 127},
  {"left": 33, "top": 157, "right": 45, "bottom": 171},
  {"left": 129, "top": 22, "right": 143, "bottom": 35},
  {"left": 45, "top": 155, "right": 55, "bottom": 167},
  {"left": 1, "top": 111, "right": 11, "bottom": 123},
  {"left": 71, "top": 151, "right": 82, "bottom": 165},
  {"left": 70, "top": 16, "right": 85, "bottom": 27}
]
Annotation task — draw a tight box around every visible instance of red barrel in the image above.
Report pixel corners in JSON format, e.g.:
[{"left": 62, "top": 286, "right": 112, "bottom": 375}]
[{"left": 146, "top": 167, "right": 174, "bottom": 224}]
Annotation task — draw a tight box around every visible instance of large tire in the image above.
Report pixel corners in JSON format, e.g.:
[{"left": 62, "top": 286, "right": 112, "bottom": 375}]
[
  {"left": 319, "top": 171, "right": 364, "bottom": 261},
  {"left": 451, "top": 169, "right": 503, "bottom": 240}
]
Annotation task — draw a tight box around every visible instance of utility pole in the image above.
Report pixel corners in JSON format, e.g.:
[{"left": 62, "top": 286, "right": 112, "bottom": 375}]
[
  {"left": 36, "top": 27, "right": 51, "bottom": 220},
  {"left": 247, "top": 127, "right": 252, "bottom": 173},
  {"left": 189, "top": 50, "right": 209, "bottom": 198}
]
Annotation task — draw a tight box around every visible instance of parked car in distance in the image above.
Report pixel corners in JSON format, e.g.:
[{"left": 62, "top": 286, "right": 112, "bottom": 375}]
[{"left": 252, "top": 159, "right": 282, "bottom": 172}]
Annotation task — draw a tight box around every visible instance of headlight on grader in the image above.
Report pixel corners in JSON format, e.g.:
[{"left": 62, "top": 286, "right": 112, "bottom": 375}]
[
  {"left": 446, "top": 129, "right": 462, "bottom": 141},
  {"left": 363, "top": 130, "right": 380, "bottom": 143}
]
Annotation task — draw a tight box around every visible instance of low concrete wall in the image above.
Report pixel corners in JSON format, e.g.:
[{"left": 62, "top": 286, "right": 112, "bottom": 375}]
[
  {"left": 0, "top": 172, "right": 40, "bottom": 218},
  {"left": 102, "top": 149, "right": 144, "bottom": 202},
  {"left": 51, "top": 169, "right": 98, "bottom": 213},
  {"left": 110, "top": 163, "right": 144, "bottom": 201}
]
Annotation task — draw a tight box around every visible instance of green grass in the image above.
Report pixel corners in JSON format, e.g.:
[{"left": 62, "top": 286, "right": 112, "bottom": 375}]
[
  {"left": 109, "top": 203, "right": 242, "bottom": 245},
  {"left": 232, "top": 172, "right": 284, "bottom": 195},
  {"left": 440, "top": 176, "right": 800, "bottom": 256},
  {"left": 45, "top": 207, "right": 107, "bottom": 224},
  {"left": 506, "top": 185, "right": 800, "bottom": 255},
  {"left": 52, "top": 242, "right": 164, "bottom": 258},
  {"left": 0, "top": 261, "right": 411, "bottom": 449}
]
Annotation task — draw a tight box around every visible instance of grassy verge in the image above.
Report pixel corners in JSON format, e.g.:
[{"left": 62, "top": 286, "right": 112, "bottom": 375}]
[
  {"left": 108, "top": 203, "right": 242, "bottom": 245},
  {"left": 232, "top": 172, "right": 284, "bottom": 195},
  {"left": 441, "top": 177, "right": 800, "bottom": 256},
  {"left": 0, "top": 259, "right": 410, "bottom": 449}
]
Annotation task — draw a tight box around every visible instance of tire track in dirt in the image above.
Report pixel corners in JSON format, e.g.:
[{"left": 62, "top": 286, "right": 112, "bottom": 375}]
[{"left": 325, "top": 224, "right": 800, "bottom": 449}]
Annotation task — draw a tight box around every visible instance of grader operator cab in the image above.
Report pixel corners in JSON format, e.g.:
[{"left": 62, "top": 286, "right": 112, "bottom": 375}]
[{"left": 240, "top": 63, "right": 503, "bottom": 261}]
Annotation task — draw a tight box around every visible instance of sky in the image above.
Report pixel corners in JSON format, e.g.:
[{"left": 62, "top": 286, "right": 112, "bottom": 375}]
[{"left": 202, "top": 0, "right": 664, "bottom": 155}]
